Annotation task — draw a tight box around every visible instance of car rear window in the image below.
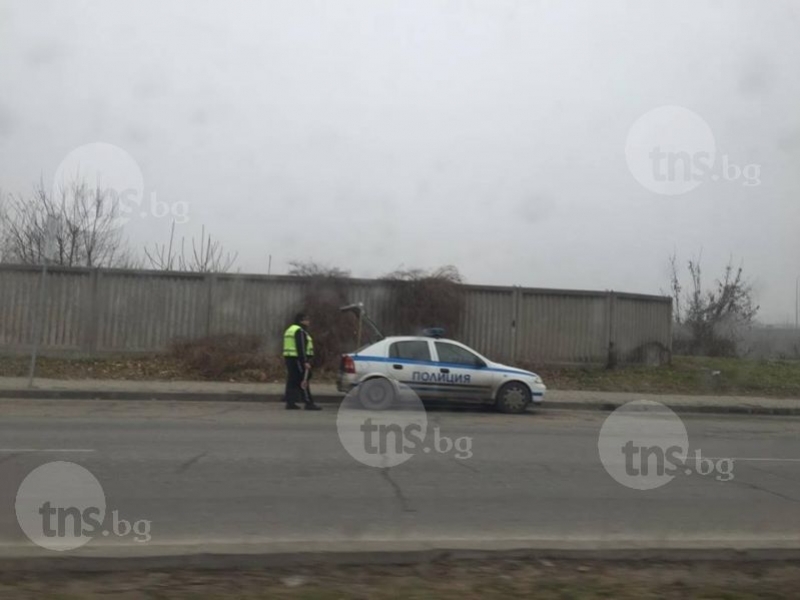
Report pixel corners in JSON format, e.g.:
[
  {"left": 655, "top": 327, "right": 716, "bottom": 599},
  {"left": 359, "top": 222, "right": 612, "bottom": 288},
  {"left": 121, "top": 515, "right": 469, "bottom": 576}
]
[{"left": 389, "top": 341, "right": 431, "bottom": 361}]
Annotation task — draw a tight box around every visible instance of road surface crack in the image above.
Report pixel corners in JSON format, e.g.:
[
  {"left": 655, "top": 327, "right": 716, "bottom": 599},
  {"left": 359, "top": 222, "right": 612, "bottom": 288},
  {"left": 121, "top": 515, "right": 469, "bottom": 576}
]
[
  {"left": 448, "top": 454, "right": 480, "bottom": 473},
  {"left": 176, "top": 451, "right": 208, "bottom": 474},
  {"left": 743, "top": 462, "right": 800, "bottom": 484},
  {"left": 380, "top": 468, "right": 416, "bottom": 512},
  {"left": 731, "top": 478, "right": 800, "bottom": 505}
]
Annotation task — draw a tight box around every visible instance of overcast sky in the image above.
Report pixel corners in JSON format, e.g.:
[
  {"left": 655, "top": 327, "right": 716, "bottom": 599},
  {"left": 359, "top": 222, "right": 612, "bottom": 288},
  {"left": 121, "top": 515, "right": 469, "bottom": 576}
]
[{"left": 1, "top": 0, "right": 799, "bottom": 323}]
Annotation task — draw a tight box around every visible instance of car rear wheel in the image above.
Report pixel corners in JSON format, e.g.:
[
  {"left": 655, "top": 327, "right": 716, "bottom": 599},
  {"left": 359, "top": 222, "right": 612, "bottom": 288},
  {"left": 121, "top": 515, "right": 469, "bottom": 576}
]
[
  {"left": 357, "top": 378, "right": 396, "bottom": 410},
  {"left": 495, "top": 382, "right": 531, "bottom": 414}
]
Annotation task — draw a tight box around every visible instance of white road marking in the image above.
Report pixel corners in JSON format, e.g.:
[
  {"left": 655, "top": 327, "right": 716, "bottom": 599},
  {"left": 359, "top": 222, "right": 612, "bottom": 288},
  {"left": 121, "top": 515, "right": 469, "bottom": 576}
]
[
  {"left": 698, "top": 457, "right": 800, "bottom": 462},
  {"left": 0, "top": 449, "right": 95, "bottom": 453}
]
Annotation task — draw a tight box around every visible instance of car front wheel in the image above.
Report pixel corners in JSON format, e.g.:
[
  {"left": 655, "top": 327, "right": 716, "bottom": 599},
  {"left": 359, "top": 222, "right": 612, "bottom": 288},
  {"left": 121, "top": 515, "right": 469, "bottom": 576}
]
[{"left": 495, "top": 382, "right": 531, "bottom": 414}]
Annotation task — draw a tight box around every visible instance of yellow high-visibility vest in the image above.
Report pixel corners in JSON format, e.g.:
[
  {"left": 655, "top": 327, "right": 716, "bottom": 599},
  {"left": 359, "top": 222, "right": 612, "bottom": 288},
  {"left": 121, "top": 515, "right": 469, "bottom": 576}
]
[{"left": 283, "top": 324, "right": 314, "bottom": 357}]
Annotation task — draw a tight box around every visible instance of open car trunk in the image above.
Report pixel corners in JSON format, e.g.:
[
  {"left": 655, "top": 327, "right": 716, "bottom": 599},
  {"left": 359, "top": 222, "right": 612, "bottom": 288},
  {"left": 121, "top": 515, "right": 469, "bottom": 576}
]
[{"left": 339, "top": 302, "right": 384, "bottom": 351}]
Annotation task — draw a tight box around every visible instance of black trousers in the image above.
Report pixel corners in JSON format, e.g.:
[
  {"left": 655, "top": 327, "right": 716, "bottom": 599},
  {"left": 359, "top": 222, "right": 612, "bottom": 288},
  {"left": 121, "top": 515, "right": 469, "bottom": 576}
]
[{"left": 284, "top": 358, "right": 313, "bottom": 406}]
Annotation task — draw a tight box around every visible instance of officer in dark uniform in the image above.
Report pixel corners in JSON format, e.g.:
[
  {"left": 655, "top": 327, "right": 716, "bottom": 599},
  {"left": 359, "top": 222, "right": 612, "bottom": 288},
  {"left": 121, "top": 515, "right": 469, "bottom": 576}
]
[{"left": 282, "top": 312, "right": 321, "bottom": 410}]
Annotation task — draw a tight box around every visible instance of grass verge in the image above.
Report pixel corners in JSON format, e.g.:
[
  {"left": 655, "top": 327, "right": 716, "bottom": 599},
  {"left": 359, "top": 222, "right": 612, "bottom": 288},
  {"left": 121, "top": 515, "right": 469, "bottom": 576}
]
[
  {"left": 2, "top": 354, "right": 799, "bottom": 398},
  {"left": 536, "top": 356, "right": 800, "bottom": 398}
]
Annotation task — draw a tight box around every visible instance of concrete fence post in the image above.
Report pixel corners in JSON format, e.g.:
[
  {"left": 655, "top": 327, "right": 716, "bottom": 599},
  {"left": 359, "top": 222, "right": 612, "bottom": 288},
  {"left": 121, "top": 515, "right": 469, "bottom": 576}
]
[
  {"left": 205, "top": 273, "right": 216, "bottom": 337},
  {"left": 80, "top": 268, "right": 101, "bottom": 352},
  {"left": 667, "top": 297, "right": 674, "bottom": 364},
  {"left": 606, "top": 291, "right": 617, "bottom": 368},
  {"left": 510, "top": 286, "right": 521, "bottom": 363}
]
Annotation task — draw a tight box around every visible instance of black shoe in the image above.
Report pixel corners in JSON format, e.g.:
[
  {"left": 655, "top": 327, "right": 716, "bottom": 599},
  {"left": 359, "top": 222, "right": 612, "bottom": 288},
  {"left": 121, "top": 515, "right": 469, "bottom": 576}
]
[
  {"left": 304, "top": 403, "right": 322, "bottom": 411},
  {"left": 285, "top": 403, "right": 301, "bottom": 410}
]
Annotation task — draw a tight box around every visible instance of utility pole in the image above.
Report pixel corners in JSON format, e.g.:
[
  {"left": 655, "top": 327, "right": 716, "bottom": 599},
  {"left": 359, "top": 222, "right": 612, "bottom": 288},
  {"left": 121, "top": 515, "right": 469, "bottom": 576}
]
[
  {"left": 795, "top": 275, "right": 799, "bottom": 329},
  {"left": 268, "top": 254, "right": 272, "bottom": 276}
]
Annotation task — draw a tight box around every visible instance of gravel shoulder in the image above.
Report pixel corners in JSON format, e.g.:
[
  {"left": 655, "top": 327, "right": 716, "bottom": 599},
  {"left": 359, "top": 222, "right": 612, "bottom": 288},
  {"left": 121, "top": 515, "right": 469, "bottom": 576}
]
[{"left": 3, "top": 559, "right": 800, "bottom": 599}]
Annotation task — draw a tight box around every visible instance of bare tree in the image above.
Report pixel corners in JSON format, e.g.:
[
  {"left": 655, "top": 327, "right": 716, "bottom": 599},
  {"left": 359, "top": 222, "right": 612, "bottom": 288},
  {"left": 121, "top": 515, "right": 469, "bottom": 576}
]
[
  {"left": 668, "top": 253, "right": 682, "bottom": 325},
  {"left": 667, "top": 253, "right": 759, "bottom": 356},
  {"left": 145, "top": 222, "right": 238, "bottom": 273},
  {"left": 144, "top": 221, "right": 180, "bottom": 271},
  {"left": 0, "top": 188, "right": 8, "bottom": 263},
  {"left": 0, "top": 178, "right": 135, "bottom": 267}
]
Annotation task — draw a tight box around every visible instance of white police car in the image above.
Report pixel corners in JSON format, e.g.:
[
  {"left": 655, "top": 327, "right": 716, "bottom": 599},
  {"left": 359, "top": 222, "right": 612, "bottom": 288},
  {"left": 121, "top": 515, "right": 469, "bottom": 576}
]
[{"left": 337, "top": 327, "right": 546, "bottom": 414}]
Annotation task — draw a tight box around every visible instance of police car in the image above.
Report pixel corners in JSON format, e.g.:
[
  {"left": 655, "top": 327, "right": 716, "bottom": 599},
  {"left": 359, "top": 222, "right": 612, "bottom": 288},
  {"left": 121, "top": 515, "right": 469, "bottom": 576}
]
[{"left": 336, "top": 314, "right": 546, "bottom": 413}]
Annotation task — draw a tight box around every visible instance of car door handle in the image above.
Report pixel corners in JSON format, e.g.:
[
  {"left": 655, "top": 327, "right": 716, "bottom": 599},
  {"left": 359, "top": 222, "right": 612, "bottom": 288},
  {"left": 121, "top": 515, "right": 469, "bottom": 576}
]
[
  {"left": 392, "top": 364, "right": 403, "bottom": 370},
  {"left": 440, "top": 368, "right": 450, "bottom": 373}
]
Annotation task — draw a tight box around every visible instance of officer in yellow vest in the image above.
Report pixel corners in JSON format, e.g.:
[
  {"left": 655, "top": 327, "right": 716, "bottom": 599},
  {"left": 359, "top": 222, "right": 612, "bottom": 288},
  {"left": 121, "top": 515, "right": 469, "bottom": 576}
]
[{"left": 283, "top": 312, "right": 321, "bottom": 410}]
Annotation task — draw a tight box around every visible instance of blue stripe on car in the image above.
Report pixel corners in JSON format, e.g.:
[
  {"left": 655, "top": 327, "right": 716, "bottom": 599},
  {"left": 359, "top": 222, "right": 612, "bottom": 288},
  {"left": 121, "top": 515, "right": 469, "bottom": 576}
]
[
  {"left": 351, "top": 355, "right": 537, "bottom": 377},
  {"left": 343, "top": 379, "right": 544, "bottom": 397}
]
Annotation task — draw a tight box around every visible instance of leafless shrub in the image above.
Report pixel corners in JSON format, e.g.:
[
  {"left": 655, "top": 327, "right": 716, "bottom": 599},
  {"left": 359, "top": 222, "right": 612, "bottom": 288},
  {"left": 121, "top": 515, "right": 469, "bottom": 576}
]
[
  {"left": 169, "top": 334, "right": 272, "bottom": 380},
  {"left": 287, "top": 259, "right": 355, "bottom": 371},
  {"left": 287, "top": 260, "right": 350, "bottom": 278},
  {"left": 381, "top": 265, "right": 465, "bottom": 337},
  {"left": 282, "top": 261, "right": 467, "bottom": 367}
]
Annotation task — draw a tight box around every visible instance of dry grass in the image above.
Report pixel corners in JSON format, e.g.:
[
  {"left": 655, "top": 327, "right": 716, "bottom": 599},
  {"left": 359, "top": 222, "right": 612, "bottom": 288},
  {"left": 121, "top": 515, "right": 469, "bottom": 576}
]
[
  {"left": 4, "top": 353, "right": 800, "bottom": 399},
  {"left": 2, "top": 559, "right": 799, "bottom": 599},
  {"left": 534, "top": 356, "right": 800, "bottom": 398},
  {"left": 168, "top": 334, "right": 275, "bottom": 380}
]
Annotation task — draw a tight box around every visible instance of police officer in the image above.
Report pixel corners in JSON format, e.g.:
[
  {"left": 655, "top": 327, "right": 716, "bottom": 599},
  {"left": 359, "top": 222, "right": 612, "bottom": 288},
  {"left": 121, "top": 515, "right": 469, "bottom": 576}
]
[{"left": 282, "top": 312, "right": 321, "bottom": 410}]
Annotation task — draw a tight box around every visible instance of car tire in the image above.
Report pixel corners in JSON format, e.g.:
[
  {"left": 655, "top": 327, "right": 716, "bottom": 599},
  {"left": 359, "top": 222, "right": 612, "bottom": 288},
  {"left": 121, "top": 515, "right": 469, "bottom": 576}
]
[
  {"left": 495, "top": 382, "right": 531, "bottom": 414},
  {"left": 357, "top": 377, "right": 396, "bottom": 411}
]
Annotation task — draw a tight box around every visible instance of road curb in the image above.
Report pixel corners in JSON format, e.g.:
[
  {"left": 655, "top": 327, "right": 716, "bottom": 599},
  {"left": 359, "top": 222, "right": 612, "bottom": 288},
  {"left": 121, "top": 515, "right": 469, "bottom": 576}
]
[
  {"left": 0, "top": 389, "right": 281, "bottom": 403},
  {"left": 2, "top": 547, "right": 800, "bottom": 572},
  {"left": 2, "top": 390, "right": 799, "bottom": 415},
  {"left": 540, "top": 401, "right": 800, "bottom": 417}
]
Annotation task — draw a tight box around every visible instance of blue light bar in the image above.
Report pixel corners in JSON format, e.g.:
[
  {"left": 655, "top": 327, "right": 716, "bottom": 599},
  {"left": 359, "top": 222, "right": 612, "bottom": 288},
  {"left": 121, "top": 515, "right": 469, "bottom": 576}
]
[{"left": 423, "top": 327, "right": 445, "bottom": 338}]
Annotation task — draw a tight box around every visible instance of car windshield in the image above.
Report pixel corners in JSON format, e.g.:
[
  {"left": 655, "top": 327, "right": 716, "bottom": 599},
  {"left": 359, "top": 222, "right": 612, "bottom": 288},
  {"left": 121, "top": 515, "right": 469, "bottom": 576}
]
[{"left": 435, "top": 342, "right": 484, "bottom": 366}]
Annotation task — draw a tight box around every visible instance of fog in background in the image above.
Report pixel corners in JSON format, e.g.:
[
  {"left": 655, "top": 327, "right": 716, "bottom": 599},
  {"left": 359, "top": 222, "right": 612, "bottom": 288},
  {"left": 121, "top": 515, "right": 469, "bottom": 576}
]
[{"left": 1, "top": 0, "right": 799, "bottom": 323}]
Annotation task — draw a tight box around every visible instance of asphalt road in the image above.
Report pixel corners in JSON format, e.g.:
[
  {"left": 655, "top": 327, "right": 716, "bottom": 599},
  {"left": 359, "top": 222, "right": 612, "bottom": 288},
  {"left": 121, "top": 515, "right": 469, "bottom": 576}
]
[{"left": 1, "top": 399, "right": 799, "bottom": 557}]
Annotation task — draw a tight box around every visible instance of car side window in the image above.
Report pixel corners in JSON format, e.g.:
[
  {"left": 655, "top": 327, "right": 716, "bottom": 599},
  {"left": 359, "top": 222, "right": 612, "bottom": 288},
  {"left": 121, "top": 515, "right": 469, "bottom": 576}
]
[
  {"left": 389, "top": 341, "right": 431, "bottom": 362},
  {"left": 435, "top": 342, "right": 484, "bottom": 367}
]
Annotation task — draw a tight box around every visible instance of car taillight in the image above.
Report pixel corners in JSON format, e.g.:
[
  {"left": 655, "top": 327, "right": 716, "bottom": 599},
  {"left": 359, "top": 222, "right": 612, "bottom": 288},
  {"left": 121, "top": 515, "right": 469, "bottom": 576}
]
[{"left": 341, "top": 355, "right": 356, "bottom": 374}]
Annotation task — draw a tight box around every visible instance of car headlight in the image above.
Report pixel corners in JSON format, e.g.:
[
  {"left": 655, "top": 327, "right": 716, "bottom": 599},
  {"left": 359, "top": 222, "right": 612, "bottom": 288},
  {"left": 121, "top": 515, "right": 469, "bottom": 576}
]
[{"left": 532, "top": 375, "right": 543, "bottom": 384}]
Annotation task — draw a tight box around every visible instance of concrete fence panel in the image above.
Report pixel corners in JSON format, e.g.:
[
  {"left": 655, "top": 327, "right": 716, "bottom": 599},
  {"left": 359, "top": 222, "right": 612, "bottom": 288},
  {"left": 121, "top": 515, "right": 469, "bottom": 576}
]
[
  {"left": 517, "top": 289, "right": 609, "bottom": 365},
  {"left": 95, "top": 270, "right": 207, "bottom": 352},
  {"left": 612, "top": 293, "right": 673, "bottom": 364},
  {"left": 0, "top": 265, "right": 672, "bottom": 365},
  {"left": 209, "top": 275, "right": 306, "bottom": 354},
  {"left": 459, "top": 286, "right": 515, "bottom": 362}
]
